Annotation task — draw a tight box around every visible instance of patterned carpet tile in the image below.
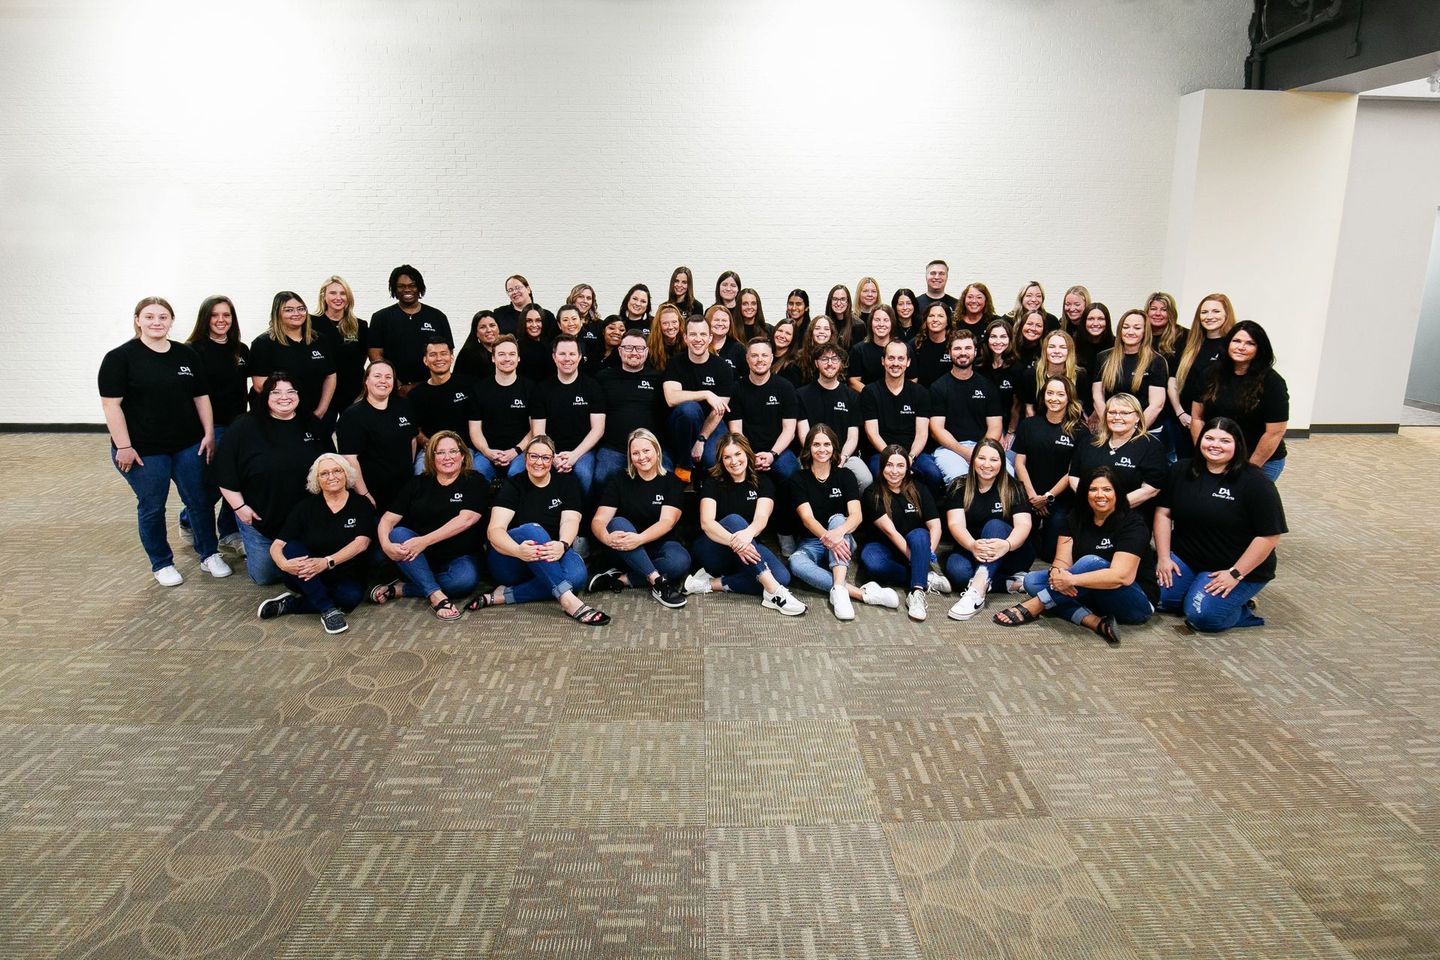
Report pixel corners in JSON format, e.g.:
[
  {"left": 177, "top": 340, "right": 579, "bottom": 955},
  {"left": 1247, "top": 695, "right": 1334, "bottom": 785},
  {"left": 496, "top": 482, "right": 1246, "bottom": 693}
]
[
  {"left": 950, "top": 643, "right": 1125, "bottom": 717},
  {"left": 704, "top": 645, "right": 848, "bottom": 721},
  {"left": 1286, "top": 709, "right": 1440, "bottom": 809},
  {"left": 416, "top": 645, "right": 573, "bottom": 727},
  {"left": 707, "top": 720, "right": 881, "bottom": 827},
  {"left": 560, "top": 649, "right": 703, "bottom": 721},
  {"left": 1065, "top": 642, "right": 1255, "bottom": 715},
  {"left": 532, "top": 721, "right": 706, "bottom": 829},
  {"left": 271, "top": 647, "right": 455, "bottom": 728},
  {"left": 565, "top": 590, "right": 706, "bottom": 651},
  {"left": 1196, "top": 632, "right": 1402, "bottom": 720},
  {"left": 833, "top": 646, "right": 987, "bottom": 720},
  {"left": 853, "top": 715, "right": 1050, "bottom": 822}
]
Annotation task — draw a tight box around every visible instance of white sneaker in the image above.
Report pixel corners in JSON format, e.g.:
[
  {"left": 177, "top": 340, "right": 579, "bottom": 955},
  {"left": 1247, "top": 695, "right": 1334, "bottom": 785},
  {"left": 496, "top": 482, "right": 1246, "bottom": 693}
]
[
  {"left": 907, "top": 589, "right": 928, "bottom": 621},
  {"left": 860, "top": 581, "right": 900, "bottom": 609},
  {"left": 830, "top": 586, "right": 856, "bottom": 621},
  {"left": 762, "top": 586, "right": 807, "bottom": 616},
  {"left": 199, "top": 553, "right": 233, "bottom": 579},
  {"left": 219, "top": 533, "right": 246, "bottom": 556},
  {"left": 154, "top": 565, "right": 183, "bottom": 587},
  {"left": 778, "top": 534, "right": 797, "bottom": 557},
  {"left": 947, "top": 587, "right": 988, "bottom": 621},
  {"left": 927, "top": 570, "right": 952, "bottom": 594},
  {"left": 683, "top": 569, "right": 713, "bottom": 595}
]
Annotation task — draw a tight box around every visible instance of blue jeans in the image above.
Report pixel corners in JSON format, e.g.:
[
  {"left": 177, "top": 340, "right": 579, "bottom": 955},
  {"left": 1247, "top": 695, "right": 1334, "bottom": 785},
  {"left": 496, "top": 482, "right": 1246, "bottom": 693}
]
[
  {"left": 866, "top": 452, "right": 944, "bottom": 495},
  {"left": 1033, "top": 500, "right": 1071, "bottom": 564},
  {"left": 561, "top": 450, "right": 597, "bottom": 501},
  {"left": 1260, "top": 458, "right": 1285, "bottom": 482},
  {"left": 859, "top": 527, "right": 931, "bottom": 591},
  {"left": 1157, "top": 553, "right": 1267, "bottom": 632},
  {"left": 236, "top": 518, "right": 284, "bottom": 585},
  {"left": 787, "top": 513, "right": 856, "bottom": 592},
  {"left": 388, "top": 525, "right": 479, "bottom": 599},
  {"left": 667, "top": 401, "right": 724, "bottom": 470},
  {"left": 183, "top": 425, "right": 236, "bottom": 541},
  {"left": 280, "top": 540, "right": 365, "bottom": 614},
  {"left": 934, "top": 444, "right": 1016, "bottom": 483},
  {"left": 112, "top": 441, "right": 217, "bottom": 571},
  {"left": 758, "top": 449, "right": 801, "bottom": 483},
  {"left": 691, "top": 513, "right": 789, "bottom": 596},
  {"left": 593, "top": 447, "right": 675, "bottom": 492},
  {"left": 487, "top": 522, "right": 587, "bottom": 604},
  {"left": 603, "top": 517, "right": 691, "bottom": 584},
  {"left": 944, "top": 518, "right": 1035, "bottom": 586},
  {"left": 1023, "top": 554, "right": 1153, "bottom": 625}
]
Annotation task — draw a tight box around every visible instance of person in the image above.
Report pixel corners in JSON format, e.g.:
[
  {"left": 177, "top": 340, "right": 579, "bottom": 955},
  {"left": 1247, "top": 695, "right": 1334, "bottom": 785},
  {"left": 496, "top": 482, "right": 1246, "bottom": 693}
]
[
  {"left": 1059, "top": 285, "right": 1091, "bottom": 336},
  {"left": 663, "top": 313, "right": 734, "bottom": 482},
  {"left": 455, "top": 309, "right": 500, "bottom": 381},
  {"left": 797, "top": 343, "right": 871, "bottom": 491},
  {"left": 929, "top": 329, "right": 1004, "bottom": 484},
  {"left": 943, "top": 439, "right": 1035, "bottom": 620},
  {"left": 593, "top": 315, "right": 627, "bottom": 372},
  {"left": 784, "top": 288, "right": 812, "bottom": 341},
  {"left": 492, "top": 274, "right": 554, "bottom": 337},
  {"left": 914, "top": 259, "right": 957, "bottom": 323},
  {"left": 646, "top": 302, "right": 685, "bottom": 372},
  {"left": 820, "top": 284, "right": 857, "bottom": 352},
  {"left": 1155, "top": 417, "right": 1287, "bottom": 630},
  {"left": 336, "top": 359, "right": 418, "bottom": 513},
  {"left": 1006, "top": 281, "right": 1058, "bottom": 332},
  {"left": 860, "top": 445, "right": 949, "bottom": 622},
  {"left": 100, "top": 296, "right": 230, "bottom": 586},
  {"left": 368, "top": 265, "right": 452, "bottom": 392},
  {"left": 770, "top": 318, "right": 802, "bottom": 387},
  {"left": 685, "top": 433, "right": 806, "bottom": 615},
  {"left": 258, "top": 453, "right": 374, "bottom": 635},
  {"left": 586, "top": 428, "right": 689, "bottom": 608},
  {"left": 1072, "top": 302, "right": 1115, "bottom": 382},
  {"left": 994, "top": 465, "right": 1153, "bottom": 645},
  {"left": 714, "top": 271, "right": 741, "bottom": 313},
  {"left": 1022, "top": 329, "right": 1092, "bottom": 419},
  {"left": 311, "top": 275, "right": 369, "bottom": 420},
  {"left": 1171, "top": 293, "right": 1236, "bottom": 456},
  {"left": 370, "top": 431, "right": 487, "bottom": 622},
  {"left": 854, "top": 276, "right": 882, "bottom": 341},
  {"left": 1191, "top": 321, "right": 1289, "bottom": 481},
  {"left": 468, "top": 335, "right": 533, "bottom": 483},
  {"left": 979, "top": 318, "right": 1023, "bottom": 442},
  {"left": 407, "top": 339, "right": 477, "bottom": 469},
  {"left": 891, "top": 288, "right": 918, "bottom": 341},
  {"left": 911, "top": 302, "right": 954, "bottom": 386},
  {"left": 708, "top": 304, "right": 747, "bottom": 373},
  {"left": 859, "top": 341, "right": 943, "bottom": 492},
  {"left": 847, "top": 303, "right": 902, "bottom": 392},
  {"left": 1144, "top": 291, "right": 1186, "bottom": 455},
  {"left": 667, "top": 266, "right": 703, "bottom": 318},
  {"left": 954, "top": 282, "right": 998, "bottom": 338},
  {"left": 736, "top": 288, "right": 769, "bottom": 342},
  {"left": 594, "top": 329, "right": 668, "bottom": 491},
  {"left": 617, "top": 283, "right": 652, "bottom": 330},
  {"left": 530, "top": 334, "right": 606, "bottom": 501},
  {"left": 566, "top": 282, "right": 602, "bottom": 326},
  {"left": 471, "top": 435, "right": 609, "bottom": 624},
  {"left": 1014, "top": 375, "right": 1091, "bottom": 562},
  {"left": 249, "top": 291, "right": 336, "bottom": 423},
  {"left": 1068, "top": 393, "right": 1167, "bottom": 522},
  {"left": 516, "top": 305, "right": 555, "bottom": 381},
  {"left": 1012, "top": 310, "right": 1047, "bottom": 368},
  {"left": 184, "top": 295, "right": 249, "bottom": 552},
  {"left": 727, "top": 337, "right": 800, "bottom": 482},
  {"left": 1093, "top": 309, "right": 1167, "bottom": 431},
  {"left": 787, "top": 425, "right": 899, "bottom": 620},
  {"left": 795, "top": 314, "right": 838, "bottom": 385},
  {"left": 215, "top": 374, "right": 333, "bottom": 585},
  {"left": 554, "top": 304, "right": 594, "bottom": 361}
]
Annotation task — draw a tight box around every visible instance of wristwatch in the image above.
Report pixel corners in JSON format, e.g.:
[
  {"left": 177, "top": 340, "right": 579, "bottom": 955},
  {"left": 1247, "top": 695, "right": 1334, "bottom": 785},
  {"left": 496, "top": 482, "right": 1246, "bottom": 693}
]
[
  {"left": 1229, "top": 567, "right": 1242, "bottom": 580},
  {"left": 326, "top": 556, "right": 335, "bottom": 570},
  {"left": 1044, "top": 493, "right": 1055, "bottom": 504}
]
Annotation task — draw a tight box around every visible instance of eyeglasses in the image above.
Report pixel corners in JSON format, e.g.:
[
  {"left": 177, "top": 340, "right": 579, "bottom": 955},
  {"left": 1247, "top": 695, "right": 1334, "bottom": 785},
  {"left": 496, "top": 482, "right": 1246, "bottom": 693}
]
[
  {"left": 435, "top": 448, "right": 462, "bottom": 457},
  {"left": 619, "top": 345, "right": 646, "bottom": 352},
  {"left": 526, "top": 453, "right": 553, "bottom": 463}
]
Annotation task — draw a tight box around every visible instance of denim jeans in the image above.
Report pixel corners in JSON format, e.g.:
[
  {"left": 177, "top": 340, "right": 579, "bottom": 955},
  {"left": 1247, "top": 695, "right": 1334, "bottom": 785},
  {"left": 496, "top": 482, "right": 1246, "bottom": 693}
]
[
  {"left": 691, "top": 513, "right": 789, "bottom": 596},
  {"left": 183, "top": 424, "right": 236, "bottom": 541},
  {"left": 487, "top": 522, "right": 587, "bottom": 604},
  {"left": 1260, "top": 458, "right": 1285, "bottom": 482},
  {"left": 1023, "top": 554, "right": 1154, "bottom": 625},
  {"left": 667, "top": 401, "right": 724, "bottom": 470},
  {"left": 1031, "top": 500, "right": 1071, "bottom": 565},
  {"left": 602, "top": 516, "right": 691, "bottom": 584},
  {"left": 934, "top": 444, "right": 1015, "bottom": 484},
  {"left": 787, "top": 513, "right": 855, "bottom": 592},
  {"left": 859, "top": 527, "right": 931, "bottom": 591},
  {"left": 112, "top": 440, "right": 217, "bottom": 571},
  {"left": 280, "top": 540, "right": 365, "bottom": 614},
  {"left": 944, "top": 518, "right": 1036, "bottom": 587},
  {"left": 757, "top": 449, "right": 801, "bottom": 483},
  {"left": 840, "top": 456, "right": 873, "bottom": 494},
  {"left": 235, "top": 518, "right": 284, "bottom": 585},
  {"left": 1157, "top": 553, "right": 1267, "bottom": 632},
  {"left": 388, "top": 525, "right": 479, "bottom": 599},
  {"left": 866, "top": 452, "right": 944, "bottom": 495}
]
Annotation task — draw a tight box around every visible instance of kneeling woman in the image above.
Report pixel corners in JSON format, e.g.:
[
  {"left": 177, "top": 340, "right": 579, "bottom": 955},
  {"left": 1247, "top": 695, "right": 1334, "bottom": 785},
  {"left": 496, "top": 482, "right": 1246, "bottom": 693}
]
[
  {"left": 943, "top": 439, "right": 1035, "bottom": 620},
  {"left": 994, "top": 466, "right": 1153, "bottom": 645},
  {"left": 1154, "top": 417, "right": 1286, "bottom": 631},
  {"left": 587, "top": 428, "right": 690, "bottom": 608},
  {"left": 473, "top": 436, "right": 610, "bottom": 625},
  {"left": 260, "top": 453, "right": 375, "bottom": 634},
  {"left": 371, "top": 431, "right": 488, "bottom": 622},
  {"left": 686, "top": 433, "right": 807, "bottom": 616},
  {"left": 861, "top": 445, "right": 949, "bottom": 622}
]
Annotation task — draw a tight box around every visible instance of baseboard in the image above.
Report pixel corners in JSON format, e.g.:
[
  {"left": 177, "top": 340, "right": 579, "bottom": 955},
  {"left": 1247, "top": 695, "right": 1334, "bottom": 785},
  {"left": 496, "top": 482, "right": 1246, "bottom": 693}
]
[
  {"left": 1285, "top": 427, "right": 1310, "bottom": 439},
  {"left": 1307, "top": 423, "right": 1399, "bottom": 434},
  {"left": 0, "top": 423, "right": 109, "bottom": 433}
]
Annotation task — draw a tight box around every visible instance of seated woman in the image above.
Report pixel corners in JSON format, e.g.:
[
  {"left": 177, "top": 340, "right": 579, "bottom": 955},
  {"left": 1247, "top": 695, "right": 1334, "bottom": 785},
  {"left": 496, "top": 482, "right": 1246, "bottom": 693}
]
[
  {"left": 684, "top": 432, "right": 807, "bottom": 616},
  {"left": 370, "top": 431, "right": 488, "bottom": 622},
  {"left": 1190, "top": 320, "right": 1289, "bottom": 482},
  {"left": 787, "top": 424, "right": 899, "bottom": 621},
  {"left": 336, "top": 359, "right": 418, "bottom": 514},
  {"left": 860, "top": 445, "right": 950, "bottom": 622},
  {"left": 1068, "top": 393, "right": 1167, "bottom": 523},
  {"left": 259, "top": 453, "right": 375, "bottom": 635},
  {"left": 1014, "top": 375, "right": 1091, "bottom": 563},
  {"left": 943, "top": 438, "right": 1036, "bottom": 620},
  {"left": 472, "top": 435, "right": 610, "bottom": 625},
  {"left": 994, "top": 465, "right": 1153, "bottom": 645},
  {"left": 586, "top": 428, "right": 689, "bottom": 608},
  {"left": 1155, "top": 417, "right": 1287, "bottom": 631}
]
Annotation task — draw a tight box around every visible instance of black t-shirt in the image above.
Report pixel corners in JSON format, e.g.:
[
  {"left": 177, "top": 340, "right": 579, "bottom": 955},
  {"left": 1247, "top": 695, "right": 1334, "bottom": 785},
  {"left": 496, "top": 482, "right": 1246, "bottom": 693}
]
[
  {"left": 213, "top": 413, "right": 333, "bottom": 538},
  {"left": 247, "top": 332, "right": 337, "bottom": 416},
  {"left": 946, "top": 481, "right": 1032, "bottom": 540},
  {"left": 914, "top": 293, "right": 958, "bottom": 323},
  {"left": 493, "top": 304, "right": 555, "bottom": 338},
  {"left": 1013, "top": 415, "right": 1091, "bottom": 502},
  {"left": 910, "top": 337, "right": 952, "bottom": 386},
  {"left": 700, "top": 472, "right": 775, "bottom": 527},
  {"left": 472, "top": 376, "right": 533, "bottom": 451},
  {"left": 1019, "top": 363, "right": 1093, "bottom": 417},
  {"left": 190, "top": 338, "right": 251, "bottom": 428},
  {"left": 407, "top": 376, "right": 479, "bottom": 440},
  {"left": 388, "top": 471, "right": 490, "bottom": 567},
  {"left": 664, "top": 353, "right": 734, "bottom": 399},
  {"left": 847, "top": 341, "right": 895, "bottom": 388},
  {"left": 1097, "top": 350, "right": 1169, "bottom": 405},
  {"left": 865, "top": 484, "right": 939, "bottom": 538},
  {"left": 312, "top": 315, "right": 370, "bottom": 412},
  {"left": 1065, "top": 509, "right": 1150, "bottom": 566},
  {"left": 97, "top": 339, "right": 208, "bottom": 455},
  {"left": 980, "top": 362, "right": 1021, "bottom": 429},
  {"left": 1202, "top": 368, "right": 1289, "bottom": 463},
  {"left": 278, "top": 492, "right": 376, "bottom": 572},
  {"left": 598, "top": 471, "right": 684, "bottom": 540},
  {"left": 712, "top": 339, "right": 747, "bottom": 376},
  {"left": 1161, "top": 462, "right": 1287, "bottom": 581},
  {"left": 597, "top": 366, "right": 665, "bottom": 450},
  {"left": 517, "top": 336, "right": 555, "bottom": 382},
  {"left": 454, "top": 340, "right": 495, "bottom": 383},
  {"left": 797, "top": 381, "right": 860, "bottom": 439},
  {"left": 1177, "top": 339, "right": 1228, "bottom": 409},
  {"left": 859, "top": 380, "right": 931, "bottom": 453},
  {"left": 929, "top": 371, "right": 1002, "bottom": 445},
  {"left": 788, "top": 467, "right": 859, "bottom": 524},
  {"left": 729, "top": 375, "right": 799, "bottom": 454},
  {"left": 368, "top": 304, "right": 453, "bottom": 384},
  {"left": 1068, "top": 434, "right": 1168, "bottom": 505},
  {"left": 533, "top": 374, "right": 607, "bottom": 451},
  {"left": 335, "top": 397, "right": 419, "bottom": 511},
  {"left": 493, "top": 470, "right": 582, "bottom": 540}
]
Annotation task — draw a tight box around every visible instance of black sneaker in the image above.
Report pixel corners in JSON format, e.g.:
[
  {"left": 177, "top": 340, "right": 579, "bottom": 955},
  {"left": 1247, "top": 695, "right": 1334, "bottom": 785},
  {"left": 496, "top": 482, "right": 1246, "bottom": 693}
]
[
  {"left": 257, "top": 592, "right": 297, "bottom": 620},
  {"left": 650, "top": 577, "right": 688, "bottom": 609},
  {"left": 587, "top": 567, "right": 626, "bottom": 593},
  {"left": 320, "top": 608, "right": 349, "bottom": 635}
]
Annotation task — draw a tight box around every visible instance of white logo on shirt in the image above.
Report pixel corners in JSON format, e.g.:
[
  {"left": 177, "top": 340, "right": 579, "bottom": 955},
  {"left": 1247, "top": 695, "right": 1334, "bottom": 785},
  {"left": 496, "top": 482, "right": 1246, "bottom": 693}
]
[
  {"left": 451, "top": 492, "right": 465, "bottom": 502},
  {"left": 1214, "top": 486, "right": 1235, "bottom": 501},
  {"left": 653, "top": 494, "right": 665, "bottom": 504},
  {"left": 971, "top": 389, "right": 986, "bottom": 399},
  {"left": 549, "top": 498, "right": 563, "bottom": 510},
  {"left": 638, "top": 381, "right": 654, "bottom": 390},
  {"left": 397, "top": 416, "right": 411, "bottom": 426},
  {"left": 702, "top": 377, "right": 717, "bottom": 386},
  {"left": 1057, "top": 435, "right": 1073, "bottom": 447},
  {"left": 511, "top": 399, "right": 526, "bottom": 408},
  {"left": 1098, "top": 536, "right": 1112, "bottom": 550},
  {"left": 1118, "top": 456, "right": 1134, "bottom": 467},
  {"left": 570, "top": 396, "right": 588, "bottom": 406},
  {"left": 453, "top": 392, "right": 467, "bottom": 402},
  {"left": 765, "top": 394, "right": 779, "bottom": 405},
  {"left": 421, "top": 323, "right": 435, "bottom": 332},
  {"left": 344, "top": 518, "right": 357, "bottom": 528},
  {"left": 991, "top": 502, "right": 1004, "bottom": 514},
  {"left": 311, "top": 350, "right": 325, "bottom": 360},
  {"left": 177, "top": 366, "right": 193, "bottom": 376},
  {"left": 830, "top": 487, "right": 841, "bottom": 497},
  {"left": 834, "top": 402, "right": 849, "bottom": 412},
  {"left": 303, "top": 432, "right": 314, "bottom": 442},
  {"left": 746, "top": 490, "right": 757, "bottom": 500},
  {"left": 900, "top": 405, "right": 914, "bottom": 415}
]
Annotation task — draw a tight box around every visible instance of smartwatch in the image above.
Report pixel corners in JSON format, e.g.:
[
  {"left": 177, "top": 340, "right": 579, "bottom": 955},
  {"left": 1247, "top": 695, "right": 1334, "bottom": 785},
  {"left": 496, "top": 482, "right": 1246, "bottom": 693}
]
[
  {"left": 1229, "top": 567, "right": 1243, "bottom": 580},
  {"left": 326, "top": 556, "right": 336, "bottom": 570},
  {"left": 1044, "top": 493, "right": 1055, "bottom": 504}
]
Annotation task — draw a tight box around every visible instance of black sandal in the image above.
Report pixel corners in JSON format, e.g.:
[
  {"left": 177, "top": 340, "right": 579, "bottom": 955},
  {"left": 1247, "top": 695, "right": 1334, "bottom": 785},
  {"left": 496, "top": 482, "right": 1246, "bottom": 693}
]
[
  {"left": 1089, "top": 615, "right": 1120, "bottom": 646},
  {"left": 431, "top": 598, "right": 463, "bottom": 622},
  {"left": 369, "top": 579, "right": 402, "bottom": 605},
  {"left": 567, "top": 603, "right": 611, "bottom": 627},
  {"left": 993, "top": 604, "right": 1039, "bottom": 626},
  {"left": 465, "top": 592, "right": 497, "bottom": 612}
]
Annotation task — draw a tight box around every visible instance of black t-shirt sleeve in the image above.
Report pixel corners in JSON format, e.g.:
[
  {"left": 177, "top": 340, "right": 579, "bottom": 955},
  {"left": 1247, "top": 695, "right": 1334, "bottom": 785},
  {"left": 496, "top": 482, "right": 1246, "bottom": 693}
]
[
  {"left": 1258, "top": 370, "right": 1290, "bottom": 423},
  {"left": 1112, "top": 511, "right": 1150, "bottom": 557},
  {"left": 1137, "top": 436, "right": 1168, "bottom": 488},
  {"left": 858, "top": 385, "right": 879, "bottom": 422},
  {"left": 598, "top": 474, "right": 624, "bottom": 509},
  {"left": 918, "top": 485, "right": 939, "bottom": 523},
  {"left": 1243, "top": 469, "right": 1288, "bottom": 536}
]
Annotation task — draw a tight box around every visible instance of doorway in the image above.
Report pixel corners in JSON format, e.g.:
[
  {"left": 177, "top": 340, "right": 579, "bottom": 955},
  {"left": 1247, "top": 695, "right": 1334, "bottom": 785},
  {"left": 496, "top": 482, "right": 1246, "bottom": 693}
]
[{"left": 1403, "top": 207, "right": 1440, "bottom": 424}]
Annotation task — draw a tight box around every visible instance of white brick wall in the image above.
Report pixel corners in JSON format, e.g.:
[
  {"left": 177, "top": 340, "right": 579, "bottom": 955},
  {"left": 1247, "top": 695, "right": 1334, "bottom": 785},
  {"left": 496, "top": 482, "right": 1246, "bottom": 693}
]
[{"left": 0, "top": 0, "right": 1249, "bottom": 423}]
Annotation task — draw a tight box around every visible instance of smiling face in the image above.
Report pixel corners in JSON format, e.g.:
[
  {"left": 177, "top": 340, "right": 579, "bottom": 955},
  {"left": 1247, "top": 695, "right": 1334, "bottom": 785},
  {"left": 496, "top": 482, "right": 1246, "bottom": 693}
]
[
  {"left": 1147, "top": 298, "right": 1170, "bottom": 329},
  {"left": 894, "top": 293, "right": 915, "bottom": 320},
  {"left": 949, "top": 336, "right": 976, "bottom": 368},
  {"left": 1087, "top": 474, "right": 1117, "bottom": 517},
  {"left": 1104, "top": 400, "right": 1138, "bottom": 439},
  {"left": 556, "top": 309, "right": 582, "bottom": 337},
  {"left": 882, "top": 452, "right": 909, "bottom": 490},
  {"left": 1118, "top": 313, "right": 1145, "bottom": 349},
  {"left": 720, "top": 442, "right": 749, "bottom": 480},
  {"left": 870, "top": 310, "right": 892, "bottom": 341},
  {"left": 316, "top": 458, "right": 348, "bottom": 494},
  {"left": 423, "top": 341, "right": 453, "bottom": 377},
  {"left": 553, "top": 340, "right": 581, "bottom": 377},
  {"left": 506, "top": 277, "right": 531, "bottom": 308},
  {"left": 1199, "top": 426, "right": 1237, "bottom": 467},
  {"left": 815, "top": 349, "right": 843, "bottom": 382},
  {"left": 523, "top": 310, "right": 544, "bottom": 338},
  {"left": 433, "top": 437, "right": 464, "bottom": 479},
  {"left": 718, "top": 276, "right": 738, "bottom": 303},
  {"left": 1019, "top": 314, "right": 1045, "bottom": 343},
  {"left": 629, "top": 435, "right": 660, "bottom": 476},
  {"left": 971, "top": 444, "right": 1002, "bottom": 482},
  {"left": 573, "top": 287, "right": 594, "bottom": 315},
  {"left": 365, "top": 362, "right": 395, "bottom": 401},
  {"left": 926, "top": 304, "right": 949, "bottom": 335},
  {"left": 858, "top": 281, "right": 878, "bottom": 310},
  {"left": 208, "top": 301, "right": 233, "bottom": 341},
  {"left": 747, "top": 340, "right": 773, "bottom": 377},
  {"left": 476, "top": 316, "right": 500, "bottom": 345},
  {"left": 1022, "top": 285, "right": 1043, "bottom": 312},
  {"left": 739, "top": 292, "right": 758, "bottom": 320},
  {"left": 1085, "top": 308, "right": 1108, "bottom": 337},
  {"left": 809, "top": 429, "right": 833, "bottom": 465},
  {"left": 525, "top": 443, "right": 554, "bottom": 480},
  {"left": 786, "top": 294, "right": 806, "bottom": 320},
  {"left": 709, "top": 310, "right": 731, "bottom": 341},
  {"left": 1198, "top": 299, "right": 1227, "bottom": 333},
  {"left": 603, "top": 319, "right": 626, "bottom": 347},
  {"left": 619, "top": 333, "right": 647, "bottom": 371},
  {"left": 493, "top": 340, "right": 518, "bottom": 375},
  {"left": 267, "top": 380, "right": 299, "bottom": 418},
  {"left": 987, "top": 325, "right": 1010, "bottom": 356},
  {"left": 1062, "top": 292, "right": 1085, "bottom": 322},
  {"left": 280, "top": 299, "right": 307, "bottom": 333},
  {"left": 1043, "top": 379, "right": 1069, "bottom": 415},
  {"left": 830, "top": 288, "right": 850, "bottom": 316},
  {"left": 1044, "top": 333, "right": 1068, "bottom": 365},
  {"left": 883, "top": 342, "right": 910, "bottom": 379},
  {"left": 811, "top": 317, "right": 833, "bottom": 345},
  {"left": 926, "top": 262, "right": 948, "bottom": 295},
  {"left": 323, "top": 282, "right": 349, "bottom": 315},
  {"left": 626, "top": 289, "right": 649, "bottom": 318},
  {"left": 394, "top": 275, "right": 420, "bottom": 307},
  {"left": 1228, "top": 329, "right": 1258, "bottom": 369},
  {"left": 671, "top": 272, "right": 688, "bottom": 299},
  {"left": 963, "top": 286, "right": 986, "bottom": 316},
  {"left": 685, "top": 318, "right": 712, "bottom": 354},
  {"left": 772, "top": 322, "right": 793, "bottom": 351},
  {"left": 659, "top": 311, "right": 681, "bottom": 342}
]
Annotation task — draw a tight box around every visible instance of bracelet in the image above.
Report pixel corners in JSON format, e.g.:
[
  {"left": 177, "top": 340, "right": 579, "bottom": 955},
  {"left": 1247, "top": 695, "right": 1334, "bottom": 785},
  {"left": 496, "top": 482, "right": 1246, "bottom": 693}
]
[
  {"left": 237, "top": 502, "right": 248, "bottom": 511},
  {"left": 116, "top": 445, "right": 133, "bottom": 450},
  {"left": 561, "top": 540, "right": 573, "bottom": 552}
]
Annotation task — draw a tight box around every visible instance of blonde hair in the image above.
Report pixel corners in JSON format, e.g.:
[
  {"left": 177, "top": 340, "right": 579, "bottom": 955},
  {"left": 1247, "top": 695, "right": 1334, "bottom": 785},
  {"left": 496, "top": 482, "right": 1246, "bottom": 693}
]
[
  {"left": 317, "top": 275, "right": 361, "bottom": 340},
  {"left": 1175, "top": 293, "right": 1236, "bottom": 389},
  {"left": 422, "top": 430, "right": 473, "bottom": 476},
  {"left": 1091, "top": 393, "right": 1150, "bottom": 447},
  {"left": 1099, "top": 309, "right": 1158, "bottom": 396},
  {"left": 1145, "top": 291, "right": 1183, "bottom": 356},
  {"left": 306, "top": 452, "right": 357, "bottom": 493},
  {"left": 625, "top": 428, "right": 667, "bottom": 478},
  {"left": 1034, "top": 330, "right": 1079, "bottom": 397}
]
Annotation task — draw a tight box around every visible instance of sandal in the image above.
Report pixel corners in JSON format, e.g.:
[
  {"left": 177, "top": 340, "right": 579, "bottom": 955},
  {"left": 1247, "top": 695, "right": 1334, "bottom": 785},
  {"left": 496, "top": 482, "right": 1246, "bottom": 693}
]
[
  {"left": 1089, "top": 615, "right": 1121, "bottom": 646},
  {"left": 431, "top": 598, "right": 463, "bottom": 622},
  {"left": 567, "top": 603, "right": 611, "bottom": 627},
  {"left": 993, "top": 604, "right": 1039, "bottom": 627},
  {"left": 369, "top": 579, "right": 403, "bottom": 605},
  {"left": 464, "top": 592, "right": 497, "bottom": 612}
]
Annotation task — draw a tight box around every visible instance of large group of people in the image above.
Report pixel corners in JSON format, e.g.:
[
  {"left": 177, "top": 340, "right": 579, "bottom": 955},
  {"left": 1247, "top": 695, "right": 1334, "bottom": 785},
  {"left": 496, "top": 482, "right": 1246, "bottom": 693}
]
[{"left": 99, "top": 260, "right": 1290, "bottom": 640}]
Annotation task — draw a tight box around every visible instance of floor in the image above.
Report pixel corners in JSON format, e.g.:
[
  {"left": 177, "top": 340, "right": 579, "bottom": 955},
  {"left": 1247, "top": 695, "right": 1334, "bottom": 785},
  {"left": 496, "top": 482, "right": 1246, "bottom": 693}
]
[
  {"left": 1400, "top": 401, "right": 1440, "bottom": 426},
  {"left": 1, "top": 431, "right": 1438, "bottom": 960}
]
